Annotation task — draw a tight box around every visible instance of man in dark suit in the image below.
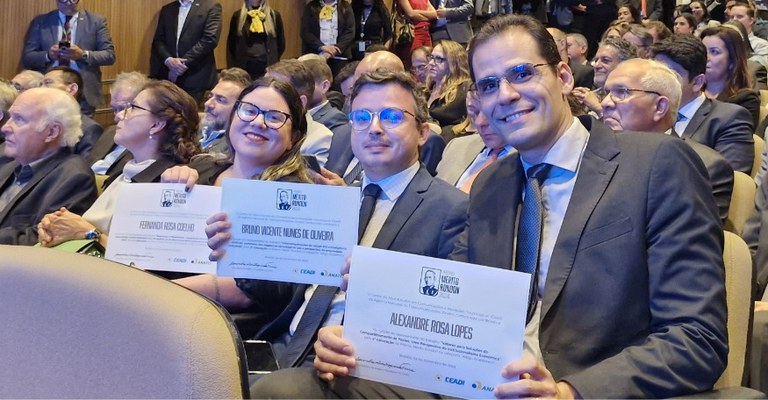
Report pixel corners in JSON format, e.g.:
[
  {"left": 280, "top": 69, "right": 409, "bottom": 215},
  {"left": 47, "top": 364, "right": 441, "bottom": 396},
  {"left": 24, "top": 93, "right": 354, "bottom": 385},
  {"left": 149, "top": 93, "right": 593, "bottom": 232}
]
[
  {"left": 600, "top": 58, "right": 734, "bottom": 224},
  {"left": 150, "top": 0, "right": 222, "bottom": 102},
  {"left": 198, "top": 69, "right": 467, "bottom": 381},
  {"left": 260, "top": 15, "right": 727, "bottom": 399},
  {"left": 653, "top": 34, "right": 755, "bottom": 174},
  {"left": 41, "top": 67, "right": 103, "bottom": 160},
  {"left": 0, "top": 87, "right": 97, "bottom": 245},
  {"left": 548, "top": 27, "right": 594, "bottom": 89},
  {"left": 22, "top": 0, "right": 115, "bottom": 116},
  {"left": 428, "top": 0, "right": 474, "bottom": 45}
]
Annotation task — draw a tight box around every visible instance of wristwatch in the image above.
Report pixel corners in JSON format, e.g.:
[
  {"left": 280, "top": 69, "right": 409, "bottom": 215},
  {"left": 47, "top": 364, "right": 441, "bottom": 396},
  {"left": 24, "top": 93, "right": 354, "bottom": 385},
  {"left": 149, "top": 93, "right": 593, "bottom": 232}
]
[
  {"left": 84, "top": 229, "right": 100, "bottom": 240},
  {"left": 82, "top": 51, "right": 89, "bottom": 63}
]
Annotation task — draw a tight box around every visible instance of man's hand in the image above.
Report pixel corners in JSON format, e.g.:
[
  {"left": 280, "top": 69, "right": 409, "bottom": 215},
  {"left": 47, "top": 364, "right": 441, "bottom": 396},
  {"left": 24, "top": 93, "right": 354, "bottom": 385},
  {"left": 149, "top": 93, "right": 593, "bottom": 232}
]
[
  {"left": 313, "top": 325, "right": 356, "bottom": 382},
  {"left": 320, "top": 45, "right": 341, "bottom": 56},
  {"left": 310, "top": 167, "right": 346, "bottom": 186},
  {"left": 494, "top": 358, "right": 577, "bottom": 399},
  {"left": 205, "top": 212, "right": 232, "bottom": 261},
  {"left": 161, "top": 165, "right": 200, "bottom": 192},
  {"left": 436, "top": 8, "right": 448, "bottom": 18},
  {"left": 571, "top": 87, "right": 603, "bottom": 115},
  {"left": 48, "top": 44, "right": 60, "bottom": 61},
  {"left": 59, "top": 44, "right": 85, "bottom": 61},
  {"left": 164, "top": 57, "right": 189, "bottom": 76}
]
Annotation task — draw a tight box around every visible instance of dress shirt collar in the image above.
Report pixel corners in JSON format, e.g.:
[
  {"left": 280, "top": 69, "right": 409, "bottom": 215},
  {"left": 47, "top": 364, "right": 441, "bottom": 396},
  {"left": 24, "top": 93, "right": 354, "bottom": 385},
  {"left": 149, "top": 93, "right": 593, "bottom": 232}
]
[
  {"left": 361, "top": 161, "right": 420, "bottom": 202},
  {"left": 481, "top": 144, "right": 514, "bottom": 158},
  {"left": 309, "top": 100, "right": 329, "bottom": 117},
  {"left": 520, "top": 116, "right": 590, "bottom": 176},
  {"left": 678, "top": 93, "right": 706, "bottom": 121},
  {"left": 58, "top": 11, "right": 79, "bottom": 21},
  {"left": 178, "top": 0, "right": 194, "bottom": 7}
]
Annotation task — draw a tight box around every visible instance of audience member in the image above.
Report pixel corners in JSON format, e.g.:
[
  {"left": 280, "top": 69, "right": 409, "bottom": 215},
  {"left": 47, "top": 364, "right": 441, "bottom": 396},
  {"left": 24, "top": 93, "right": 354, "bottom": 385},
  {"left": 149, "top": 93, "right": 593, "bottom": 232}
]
[
  {"left": 251, "top": 14, "right": 727, "bottom": 399},
  {"left": 21, "top": 0, "right": 116, "bottom": 116},
  {"left": 601, "top": 21, "right": 631, "bottom": 40},
  {"left": 395, "top": 0, "right": 435, "bottom": 57},
  {"left": 743, "top": 160, "right": 768, "bottom": 297},
  {"left": 572, "top": 37, "right": 637, "bottom": 115},
  {"left": 691, "top": 0, "right": 721, "bottom": 35},
  {"left": 266, "top": 60, "right": 333, "bottom": 167},
  {"left": 653, "top": 34, "right": 755, "bottom": 173},
  {"left": 582, "top": 0, "right": 618, "bottom": 60},
  {"left": 566, "top": 33, "right": 589, "bottom": 65},
  {"left": 600, "top": 58, "right": 734, "bottom": 223},
  {"left": 549, "top": 27, "right": 594, "bottom": 88},
  {"left": 622, "top": 24, "right": 654, "bottom": 58},
  {"left": 351, "top": 0, "right": 392, "bottom": 60},
  {"left": 301, "top": 0, "right": 355, "bottom": 75},
  {"left": 0, "top": 82, "right": 18, "bottom": 129},
  {"left": 617, "top": 3, "right": 642, "bottom": 23},
  {"left": 426, "top": 40, "right": 471, "bottom": 127},
  {"left": 422, "top": 0, "right": 474, "bottom": 46},
  {"left": 701, "top": 25, "right": 762, "bottom": 127},
  {"left": 436, "top": 89, "right": 514, "bottom": 191},
  {"left": 410, "top": 45, "right": 432, "bottom": 84},
  {"left": 674, "top": 13, "right": 697, "bottom": 34},
  {"left": 0, "top": 87, "right": 96, "bottom": 245},
  {"left": 227, "top": 0, "right": 285, "bottom": 79},
  {"left": 38, "top": 80, "right": 200, "bottom": 249},
  {"left": 10, "top": 70, "right": 43, "bottom": 93},
  {"left": 721, "top": 20, "right": 768, "bottom": 90},
  {"left": 89, "top": 71, "right": 150, "bottom": 179},
  {"left": 151, "top": 0, "right": 223, "bottom": 102},
  {"left": 334, "top": 60, "right": 359, "bottom": 99},
  {"left": 200, "top": 68, "right": 252, "bottom": 156},
  {"left": 645, "top": 20, "right": 673, "bottom": 43},
  {"left": 42, "top": 66, "right": 103, "bottom": 159},
  {"left": 728, "top": 4, "right": 768, "bottom": 66}
]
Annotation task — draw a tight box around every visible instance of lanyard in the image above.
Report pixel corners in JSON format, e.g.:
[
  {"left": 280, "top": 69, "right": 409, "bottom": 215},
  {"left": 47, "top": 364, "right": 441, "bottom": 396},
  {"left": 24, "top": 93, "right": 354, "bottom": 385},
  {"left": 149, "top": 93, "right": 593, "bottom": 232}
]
[{"left": 360, "top": 7, "right": 372, "bottom": 38}]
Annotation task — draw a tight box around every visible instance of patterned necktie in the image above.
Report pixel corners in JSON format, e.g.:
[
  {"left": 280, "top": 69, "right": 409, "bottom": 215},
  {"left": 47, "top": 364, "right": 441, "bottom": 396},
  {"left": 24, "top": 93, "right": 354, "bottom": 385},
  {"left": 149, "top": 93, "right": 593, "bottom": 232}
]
[
  {"left": 515, "top": 163, "right": 552, "bottom": 324},
  {"left": 358, "top": 183, "right": 382, "bottom": 242},
  {"left": 343, "top": 160, "right": 364, "bottom": 185},
  {"left": 247, "top": 9, "right": 266, "bottom": 33},
  {"left": 460, "top": 149, "right": 499, "bottom": 193}
]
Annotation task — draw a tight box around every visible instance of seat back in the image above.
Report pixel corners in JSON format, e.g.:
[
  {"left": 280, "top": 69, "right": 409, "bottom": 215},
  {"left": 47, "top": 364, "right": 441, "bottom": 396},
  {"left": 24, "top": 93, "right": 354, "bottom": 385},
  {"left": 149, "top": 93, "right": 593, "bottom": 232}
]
[
  {"left": 726, "top": 171, "right": 758, "bottom": 236},
  {"left": 0, "top": 246, "right": 249, "bottom": 398},
  {"left": 714, "top": 232, "right": 754, "bottom": 389},
  {"left": 753, "top": 134, "right": 764, "bottom": 179}
]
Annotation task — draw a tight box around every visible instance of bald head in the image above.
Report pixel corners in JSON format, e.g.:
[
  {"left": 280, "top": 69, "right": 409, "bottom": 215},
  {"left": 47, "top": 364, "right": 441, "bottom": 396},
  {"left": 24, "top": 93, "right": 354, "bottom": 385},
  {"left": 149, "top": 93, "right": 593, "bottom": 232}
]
[{"left": 354, "top": 51, "right": 405, "bottom": 81}]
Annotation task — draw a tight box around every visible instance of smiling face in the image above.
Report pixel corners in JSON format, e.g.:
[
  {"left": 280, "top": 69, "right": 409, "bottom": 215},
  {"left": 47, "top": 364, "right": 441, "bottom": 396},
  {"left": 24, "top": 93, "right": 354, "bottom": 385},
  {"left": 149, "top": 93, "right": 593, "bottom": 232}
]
[
  {"left": 203, "top": 81, "right": 243, "bottom": 131},
  {"left": 350, "top": 82, "right": 428, "bottom": 181},
  {"left": 471, "top": 28, "right": 574, "bottom": 163},
  {"left": 228, "top": 86, "right": 294, "bottom": 170},
  {"left": 593, "top": 44, "right": 621, "bottom": 88}
]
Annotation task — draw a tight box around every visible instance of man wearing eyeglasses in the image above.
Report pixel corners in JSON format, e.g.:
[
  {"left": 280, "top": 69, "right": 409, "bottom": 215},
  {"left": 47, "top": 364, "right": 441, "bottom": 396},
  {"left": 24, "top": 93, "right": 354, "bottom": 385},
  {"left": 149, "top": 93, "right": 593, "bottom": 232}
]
[
  {"left": 254, "top": 15, "right": 728, "bottom": 399},
  {"left": 22, "top": 0, "right": 115, "bottom": 117},
  {"left": 600, "top": 58, "right": 733, "bottom": 225}
]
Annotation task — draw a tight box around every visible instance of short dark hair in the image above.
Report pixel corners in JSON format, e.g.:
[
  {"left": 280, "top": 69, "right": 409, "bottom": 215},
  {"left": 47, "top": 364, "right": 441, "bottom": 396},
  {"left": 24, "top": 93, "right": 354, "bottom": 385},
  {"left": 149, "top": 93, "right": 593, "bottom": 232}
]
[
  {"left": 675, "top": 13, "right": 697, "bottom": 30},
  {"left": 644, "top": 20, "right": 672, "bottom": 42},
  {"left": 46, "top": 66, "right": 83, "bottom": 101},
  {"left": 302, "top": 58, "right": 333, "bottom": 83},
  {"left": 218, "top": 67, "right": 252, "bottom": 89},
  {"left": 350, "top": 70, "right": 429, "bottom": 126},
  {"left": 651, "top": 34, "right": 707, "bottom": 80},
  {"left": 618, "top": 2, "right": 642, "bottom": 23},
  {"left": 266, "top": 59, "right": 315, "bottom": 100},
  {"left": 468, "top": 14, "right": 561, "bottom": 81},
  {"left": 625, "top": 24, "right": 654, "bottom": 47},
  {"left": 333, "top": 60, "right": 360, "bottom": 91}
]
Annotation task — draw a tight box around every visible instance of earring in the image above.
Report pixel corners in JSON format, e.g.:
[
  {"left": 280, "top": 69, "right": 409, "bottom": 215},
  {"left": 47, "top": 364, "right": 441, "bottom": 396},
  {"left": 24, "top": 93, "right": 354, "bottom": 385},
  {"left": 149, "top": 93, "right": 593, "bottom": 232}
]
[{"left": 149, "top": 133, "right": 154, "bottom": 140}]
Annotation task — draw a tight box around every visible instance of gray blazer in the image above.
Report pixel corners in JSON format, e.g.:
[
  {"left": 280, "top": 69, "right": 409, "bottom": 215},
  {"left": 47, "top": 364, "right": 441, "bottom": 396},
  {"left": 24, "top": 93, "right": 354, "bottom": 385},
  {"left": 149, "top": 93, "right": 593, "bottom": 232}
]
[
  {"left": 22, "top": 9, "right": 116, "bottom": 109},
  {"left": 430, "top": 0, "right": 474, "bottom": 44},
  {"left": 452, "top": 116, "right": 727, "bottom": 397},
  {"left": 436, "top": 133, "right": 485, "bottom": 186}
]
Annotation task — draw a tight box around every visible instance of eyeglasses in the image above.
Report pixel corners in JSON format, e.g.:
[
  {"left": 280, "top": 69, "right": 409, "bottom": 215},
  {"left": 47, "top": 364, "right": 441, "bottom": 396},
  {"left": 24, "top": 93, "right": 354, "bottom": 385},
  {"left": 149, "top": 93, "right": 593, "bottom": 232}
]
[
  {"left": 348, "top": 107, "right": 416, "bottom": 131},
  {"left": 427, "top": 55, "right": 446, "bottom": 64},
  {"left": 471, "top": 63, "right": 552, "bottom": 98},
  {"left": 605, "top": 87, "right": 661, "bottom": 102},
  {"left": 58, "top": 0, "right": 79, "bottom": 4},
  {"left": 125, "top": 102, "right": 156, "bottom": 116},
  {"left": 235, "top": 100, "right": 291, "bottom": 129}
]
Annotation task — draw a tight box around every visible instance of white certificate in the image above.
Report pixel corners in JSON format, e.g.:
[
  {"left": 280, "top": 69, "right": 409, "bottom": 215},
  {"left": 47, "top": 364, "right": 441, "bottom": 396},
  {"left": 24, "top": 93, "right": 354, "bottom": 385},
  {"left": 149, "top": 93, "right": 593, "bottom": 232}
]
[
  {"left": 106, "top": 183, "right": 221, "bottom": 274},
  {"left": 344, "top": 246, "right": 531, "bottom": 399},
  {"left": 218, "top": 179, "right": 359, "bottom": 286}
]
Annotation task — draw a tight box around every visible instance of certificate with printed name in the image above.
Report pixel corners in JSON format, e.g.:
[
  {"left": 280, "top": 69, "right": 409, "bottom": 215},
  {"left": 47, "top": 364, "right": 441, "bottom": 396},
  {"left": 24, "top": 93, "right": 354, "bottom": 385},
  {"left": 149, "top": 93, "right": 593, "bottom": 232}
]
[
  {"left": 106, "top": 183, "right": 221, "bottom": 274},
  {"left": 344, "top": 246, "right": 531, "bottom": 399},
  {"left": 218, "top": 178, "right": 359, "bottom": 286}
]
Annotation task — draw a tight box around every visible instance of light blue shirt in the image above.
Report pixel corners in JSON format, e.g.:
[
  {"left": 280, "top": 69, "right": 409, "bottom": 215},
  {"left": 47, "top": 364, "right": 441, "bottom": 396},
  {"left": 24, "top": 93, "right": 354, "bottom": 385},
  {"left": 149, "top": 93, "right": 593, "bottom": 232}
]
[
  {"left": 455, "top": 144, "right": 515, "bottom": 189},
  {"left": 176, "top": 0, "right": 194, "bottom": 55},
  {"left": 56, "top": 11, "right": 80, "bottom": 71}
]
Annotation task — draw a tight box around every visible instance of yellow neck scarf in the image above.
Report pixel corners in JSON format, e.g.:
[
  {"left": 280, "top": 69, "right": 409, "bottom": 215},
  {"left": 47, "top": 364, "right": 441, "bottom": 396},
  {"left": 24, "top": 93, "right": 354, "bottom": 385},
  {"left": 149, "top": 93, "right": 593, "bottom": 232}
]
[
  {"left": 247, "top": 9, "right": 266, "bottom": 33},
  {"left": 319, "top": 4, "right": 336, "bottom": 20}
]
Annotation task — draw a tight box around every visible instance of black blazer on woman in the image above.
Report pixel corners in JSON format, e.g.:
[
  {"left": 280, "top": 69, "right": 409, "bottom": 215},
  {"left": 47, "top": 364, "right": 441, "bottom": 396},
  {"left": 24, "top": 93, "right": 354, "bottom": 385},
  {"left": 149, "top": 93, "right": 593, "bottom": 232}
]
[
  {"left": 301, "top": 0, "right": 356, "bottom": 59},
  {"left": 227, "top": 8, "right": 285, "bottom": 74},
  {"left": 351, "top": 2, "right": 392, "bottom": 59}
]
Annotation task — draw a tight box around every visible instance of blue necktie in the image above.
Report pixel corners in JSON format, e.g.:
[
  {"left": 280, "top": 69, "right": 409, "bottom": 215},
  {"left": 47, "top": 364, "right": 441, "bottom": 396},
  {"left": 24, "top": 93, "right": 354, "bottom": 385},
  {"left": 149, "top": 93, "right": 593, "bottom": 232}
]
[{"left": 516, "top": 163, "right": 552, "bottom": 324}]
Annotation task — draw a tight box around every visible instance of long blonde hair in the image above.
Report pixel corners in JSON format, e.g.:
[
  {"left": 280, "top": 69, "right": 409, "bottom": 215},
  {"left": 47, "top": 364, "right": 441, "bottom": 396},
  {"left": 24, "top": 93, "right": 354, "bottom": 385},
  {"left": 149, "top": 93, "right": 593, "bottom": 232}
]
[
  {"left": 426, "top": 40, "right": 471, "bottom": 105},
  {"left": 237, "top": 0, "right": 277, "bottom": 37}
]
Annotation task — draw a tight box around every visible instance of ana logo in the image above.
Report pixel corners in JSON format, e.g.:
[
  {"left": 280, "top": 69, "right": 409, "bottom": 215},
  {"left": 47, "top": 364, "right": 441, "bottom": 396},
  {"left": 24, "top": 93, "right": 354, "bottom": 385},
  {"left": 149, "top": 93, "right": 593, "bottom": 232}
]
[
  {"left": 419, "top": 267, "right": 440, "bottom": 297},
  {"left": 320, "top": 270, "right": 342, "bottom": 278},
  {"left": 444, "top": 377, "right": 465, "bottom": 386},
  {"left": 472, "top": 381, "right": 494, "bottom": 392},
  {"left": 161, "top": 189, "right": 187, "bottom": 207},
  {"left": 276, "top": 189, "right": 292, "bottom": 210}
]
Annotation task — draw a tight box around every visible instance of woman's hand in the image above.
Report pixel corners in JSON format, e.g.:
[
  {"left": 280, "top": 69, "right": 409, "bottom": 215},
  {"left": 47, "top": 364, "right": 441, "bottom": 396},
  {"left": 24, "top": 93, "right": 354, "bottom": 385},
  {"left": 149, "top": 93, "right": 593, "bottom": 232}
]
[
  {"left": 38, "top": 207, "right": 95, "bottom": 247},
  {"left": 161, "top": 165, "right": 200, "bottom": 192},
  {"left": 571, "top": 87, "right": 603, "bottom": 115},
  {"left": 205, "top": 212, "right": 232, "bottom": 261}
]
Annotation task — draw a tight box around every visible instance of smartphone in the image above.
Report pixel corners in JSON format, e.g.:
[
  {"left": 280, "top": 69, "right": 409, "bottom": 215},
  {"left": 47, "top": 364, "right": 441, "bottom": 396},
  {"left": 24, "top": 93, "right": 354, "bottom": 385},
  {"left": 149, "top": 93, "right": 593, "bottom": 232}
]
[
  {"left": 58, "top": 40, "right": 70, "bottom": 49},
  {"left": 303, "top": 155, "right": 321, "bottom": 173},
  {"left": 243, "top": 340, "right": 279, "bottom": 374}
]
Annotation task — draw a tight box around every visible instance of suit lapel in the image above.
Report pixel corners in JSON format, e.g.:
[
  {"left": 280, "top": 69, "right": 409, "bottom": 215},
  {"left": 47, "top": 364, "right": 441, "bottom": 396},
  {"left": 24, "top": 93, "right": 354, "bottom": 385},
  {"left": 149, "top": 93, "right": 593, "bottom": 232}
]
[
  {"left": 371, "top": 166, "right": 430, "bottom": 250},
  {"left": 683, "top": 98, "right": 712, "bottom": 139},
  {"left": 48, "top": 11, "right": 62, "bottom": 46},
  {"left": 74, "top": 10, "right": 87, "bottom": 46},
  {"left": 180, "top": 1, "right": 202, "bottom": 37},
  {"left": 0, "top": 161, "right": 18, "bottom": 222},
  {"left": 541, "top": 118, "right": 619, "bottom": 319}
]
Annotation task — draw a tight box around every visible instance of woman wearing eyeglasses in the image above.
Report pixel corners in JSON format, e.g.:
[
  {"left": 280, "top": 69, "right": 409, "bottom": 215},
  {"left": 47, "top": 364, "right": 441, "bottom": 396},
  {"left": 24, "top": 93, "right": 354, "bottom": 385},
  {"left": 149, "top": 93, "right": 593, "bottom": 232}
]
[
  {"left": 426, "top": 40, "right": 471, "bottom": 128},
  {"left": 37, "top": 80, "right": 200, "bottom": 250},
  {"left": 160, "top": 76, "right": 311, "bottom": 310}
]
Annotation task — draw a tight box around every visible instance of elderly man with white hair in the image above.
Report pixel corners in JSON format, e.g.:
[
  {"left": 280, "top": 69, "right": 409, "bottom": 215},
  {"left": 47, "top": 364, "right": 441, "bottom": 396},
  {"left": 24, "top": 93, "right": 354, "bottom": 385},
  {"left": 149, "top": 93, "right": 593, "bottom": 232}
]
[{"left": 0, "top": 87, "right": 97, "bottom": 245}]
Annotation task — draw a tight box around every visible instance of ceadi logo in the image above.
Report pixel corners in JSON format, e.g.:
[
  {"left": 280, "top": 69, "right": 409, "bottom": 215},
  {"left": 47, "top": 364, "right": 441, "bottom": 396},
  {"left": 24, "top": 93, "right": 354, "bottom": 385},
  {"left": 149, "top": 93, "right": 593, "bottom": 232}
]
[
  {"left": 276, "top": 188, "right": 309, "bottom": 211},
  {"left": 160, "top": 189, "right": 187, "bottom": 207},
  {"left": 419, "top": 267, "right": 461, "bottom": 298}
]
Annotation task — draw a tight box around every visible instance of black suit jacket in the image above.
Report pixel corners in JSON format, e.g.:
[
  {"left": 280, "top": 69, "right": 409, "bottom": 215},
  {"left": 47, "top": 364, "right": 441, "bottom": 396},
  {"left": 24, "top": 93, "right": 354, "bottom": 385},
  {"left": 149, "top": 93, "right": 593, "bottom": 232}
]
[
  {"left": 301, "top": 0, "right": 356, "bottom": 58},
  {"left": 73, "top": 115, "right": 104, "bottom": 160},
  {"left": 570, "top": 60, "right": 594, "bottom": 89},
  {"left": 717, "top": 88, "right": 761, "bottom": 130},
  {"left": 683, "top": 138, "right": 734, "bottom": 225},
  {"left": 315, "top": 102, "right": 353, "bottom": 173},
  {"left": 248, "top": 165, "right": 468, "bottom": 367},
  {"left": 87, "top": 125, "right": 133, "bottom": 182},
  {"left": 0, "top": 148, "right": 97, "bottom": 245},
  {"left": 151, "top": 0, "right": 222, "bottom": 94},
  {"left": 452, "top": 117, "right": 727, "bottom": 397},
  {"left": 682, "top": 97, "right": 755, "bottom": 174}
]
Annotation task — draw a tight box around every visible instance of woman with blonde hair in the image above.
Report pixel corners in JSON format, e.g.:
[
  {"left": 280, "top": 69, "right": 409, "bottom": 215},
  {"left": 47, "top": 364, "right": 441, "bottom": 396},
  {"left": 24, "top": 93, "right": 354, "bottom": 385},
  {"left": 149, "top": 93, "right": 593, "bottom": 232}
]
[
  {"left": 425, "top": 40, "right": 471, "bottom": 127},
  {"left": 227, "top": 0, "right": 285, "bottom": 79}
]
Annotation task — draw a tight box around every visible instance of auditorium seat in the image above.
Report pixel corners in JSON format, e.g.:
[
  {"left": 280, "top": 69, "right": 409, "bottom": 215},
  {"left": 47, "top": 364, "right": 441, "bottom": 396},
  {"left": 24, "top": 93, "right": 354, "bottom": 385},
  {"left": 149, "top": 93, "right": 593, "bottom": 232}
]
[
  {"left": 0, "top": 246, "right": 249, "bottom": 398},
  {"left": 754, "top": 134, "right": 764, "bottom": 179},
  {"left": 726, "top": 171, "right": 758, "bottom": 236}
]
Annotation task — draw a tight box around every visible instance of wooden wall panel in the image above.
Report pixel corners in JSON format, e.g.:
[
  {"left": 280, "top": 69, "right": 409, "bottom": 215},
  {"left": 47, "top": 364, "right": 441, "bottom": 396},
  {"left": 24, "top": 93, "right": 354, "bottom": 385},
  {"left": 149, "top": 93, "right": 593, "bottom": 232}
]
[{"left": 0, "top": 0, "right": 308, "bottom": 82}]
